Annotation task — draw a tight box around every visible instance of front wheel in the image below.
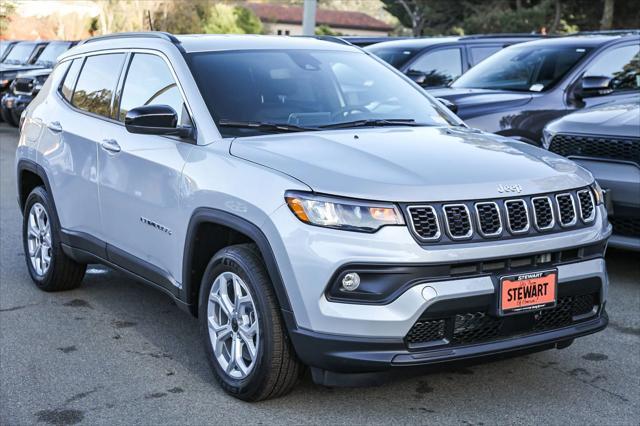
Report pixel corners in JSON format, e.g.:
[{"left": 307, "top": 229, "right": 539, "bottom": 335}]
[{"left": 199, "top": 244, "right": 301, "bottom": 401}]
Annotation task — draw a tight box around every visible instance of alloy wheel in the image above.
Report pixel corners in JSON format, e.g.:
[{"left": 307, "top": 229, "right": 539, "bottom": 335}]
[
  {"left": 26, "top": 202, "right": 52, "bottom": 276},
  {"left": 207, "top": 271, "right": 260, "bottom": 379}
]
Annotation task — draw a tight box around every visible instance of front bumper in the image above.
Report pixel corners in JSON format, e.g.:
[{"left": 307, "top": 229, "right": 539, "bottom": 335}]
[
  {"left": 264, "top": 202, "right": 610, "bottom": 379},
  {"left": 287, "top": 271, "right": 607, "bottom": 381}
]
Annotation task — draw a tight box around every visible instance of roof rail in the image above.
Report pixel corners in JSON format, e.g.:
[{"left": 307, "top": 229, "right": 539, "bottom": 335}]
[
  {"left": 78, "top": 31, "right": 180, "bottom": 46},
  {"left": 574, "top": 29, "right": 640, "bottom": 36},
  {"left": 294, "top": 35, "right": 355, "bottom": 46},
  {"left": 459, "top": 33, "right": 544, "bottom": 40}
]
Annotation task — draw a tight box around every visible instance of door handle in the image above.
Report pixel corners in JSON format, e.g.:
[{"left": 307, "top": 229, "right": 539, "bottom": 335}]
[
  {"left": 101, "top": 139, "right": 121, "bottom": 153},
  {"left": 46, "top": 121, "right": 62, "bottom": 133}
]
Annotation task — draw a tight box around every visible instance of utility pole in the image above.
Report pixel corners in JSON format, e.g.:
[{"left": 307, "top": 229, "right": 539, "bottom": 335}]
[{"left": 302, "top": 0, "right": 317, "bottom": 36}]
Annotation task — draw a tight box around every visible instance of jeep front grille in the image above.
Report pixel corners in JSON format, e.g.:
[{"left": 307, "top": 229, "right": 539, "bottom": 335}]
[{"left": 404, "top": 187, "right": 596, "bottom": 244}]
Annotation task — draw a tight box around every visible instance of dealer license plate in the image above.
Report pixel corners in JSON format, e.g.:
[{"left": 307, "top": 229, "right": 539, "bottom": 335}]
[{"left": 499, "top": 270, "right": 557, "bottom": 315}]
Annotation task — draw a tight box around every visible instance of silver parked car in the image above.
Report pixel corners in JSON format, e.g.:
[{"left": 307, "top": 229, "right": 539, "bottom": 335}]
[{"left": 16, "top": 32, "right": 610, "bottom": 401}]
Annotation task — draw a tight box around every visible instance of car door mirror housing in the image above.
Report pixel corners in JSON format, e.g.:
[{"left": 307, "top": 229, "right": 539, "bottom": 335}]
[
  {"left": 125, "top": 105, "right": 192, "bottom": 138},
  {"left": 578, "top": 76, "right": 613, "bottom": 98},
  {"left": 436, "top": 97, "right": 458, "bottom": 114}
]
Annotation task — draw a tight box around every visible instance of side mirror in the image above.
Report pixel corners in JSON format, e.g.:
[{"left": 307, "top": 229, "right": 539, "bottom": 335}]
[
  {"left": 124, "top": 105, "right": 192, "bottom": 138},
  {"left": 436, "top": 97, "right": 458, "bottom": 114},
  {"left": 406, "top": 70, "right": 427, "bottom": 85},
  {"left": 577, "top": 76, "right": 613, "bottom": 98}
]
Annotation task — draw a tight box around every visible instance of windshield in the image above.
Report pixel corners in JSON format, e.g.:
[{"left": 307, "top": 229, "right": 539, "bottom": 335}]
[
  {"left": 36, "top": 42, "right": 71, "bottom": 65},
  {"left": 0, "top": 42, "right": 12, "bottom": 60},
  {"left": 364, "top": 46, "right": 421, "bottom": 69},
  {"left": 2, "top": 42, "right": 36, "bottom": 65},
  {"left": 452, "top": 45, "right": 593, "bottom": 92},
  {"left": 189, "top": 49, "right": 455, "bottom": 137}
]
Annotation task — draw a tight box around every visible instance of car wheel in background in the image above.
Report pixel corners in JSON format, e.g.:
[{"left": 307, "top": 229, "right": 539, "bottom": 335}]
[{"left": 22, "top": 186, "right": 86, "bottom": 291}]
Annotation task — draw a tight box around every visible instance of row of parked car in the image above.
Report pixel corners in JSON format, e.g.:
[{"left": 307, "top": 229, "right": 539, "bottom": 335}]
[
  {"left": 361, "top": 32, "right": 639, "bottom": 251},
  {"left": 0, "top": 40, "right": 76, "bottom": 125},
  {"left": 1, "top": 32, "right": 638, "bottom": 249}
]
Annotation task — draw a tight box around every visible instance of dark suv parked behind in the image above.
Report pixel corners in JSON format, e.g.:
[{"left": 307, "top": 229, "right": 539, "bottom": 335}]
[
  {"left": 431, "top": 34, "right": 640, "bottom": 145},
  {"left": 544, "top": 99, "right": 640, "bottom": 250},
  {"left": 1, "top": 41, "right": 76, "bottom": 126},
  {"left": 365, "top": 34, "right": 541, "bottom": 89}
]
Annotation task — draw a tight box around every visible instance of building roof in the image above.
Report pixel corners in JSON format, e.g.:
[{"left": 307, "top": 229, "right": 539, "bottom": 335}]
[{"left": 247, "top": 3, "right": 393, "bottom": 32}]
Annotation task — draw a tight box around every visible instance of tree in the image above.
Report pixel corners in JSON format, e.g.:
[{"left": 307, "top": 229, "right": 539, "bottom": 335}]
[
  {"left": 600, "top": 0, "right": 614, "bottom": 30},
  {"left": 203, "top": 4, "right": 264, "bottom": 35},
  {"left": 152, "top": 0, "right": 211, "bottom": 34},
  {"left": 0, "top": 0, "right": 16, "bottom": 35},
  {"left": 234, "top": 6, "right": 263, "bottom": 34},
  {"left": 315, "top": 24, "right": 342, "bottom": 36}
]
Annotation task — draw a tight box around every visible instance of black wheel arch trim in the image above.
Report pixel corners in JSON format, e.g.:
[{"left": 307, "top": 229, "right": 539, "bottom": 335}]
[
  {"left": 16, "top": 159, "right": 56, "bottom": 212},
  {"left": 182, "top": 207, "right": 295, "bottom": 320}
]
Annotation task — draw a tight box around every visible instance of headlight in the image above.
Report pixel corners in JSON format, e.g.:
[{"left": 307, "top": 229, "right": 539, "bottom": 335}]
[
  {"left": 542, "top": 128, "right": 555, "bottom": 150},
  {"left": 590, "top": 181, "right": 604, "bottom": 205},
  {"left": 285, "top": 191, "right": 404, "bottom": 232}
]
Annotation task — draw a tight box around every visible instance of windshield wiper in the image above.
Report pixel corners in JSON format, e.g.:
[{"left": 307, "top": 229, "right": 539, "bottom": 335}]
[
  {"left": 318, "top": 118, "right": 421, "bottom": 129},
  {"left": 218, "top": 119, "right": 317, "bottom": 133}
]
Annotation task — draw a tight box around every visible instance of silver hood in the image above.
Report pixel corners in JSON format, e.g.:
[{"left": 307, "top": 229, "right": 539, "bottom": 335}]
[{"left": 230, "top": 126, "right": 594, "bottom": 202}]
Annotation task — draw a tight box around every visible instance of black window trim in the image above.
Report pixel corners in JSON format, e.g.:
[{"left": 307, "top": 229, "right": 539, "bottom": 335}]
[
  {"left": 57, "top": 52, "right": 127, "bottom": 125},
  {"left": 55, "top": 48, "right": 197, "bottom": 142}
]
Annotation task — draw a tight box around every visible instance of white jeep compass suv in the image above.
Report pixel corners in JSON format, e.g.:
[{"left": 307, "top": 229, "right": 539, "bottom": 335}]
[{"left": 15, "top": 32, "right": 611, "bottom": 401}]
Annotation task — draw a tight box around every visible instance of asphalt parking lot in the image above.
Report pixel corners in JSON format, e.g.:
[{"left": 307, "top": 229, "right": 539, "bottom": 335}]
[{"left": 0, "top": 123, "right": 638, "bottom": 425}]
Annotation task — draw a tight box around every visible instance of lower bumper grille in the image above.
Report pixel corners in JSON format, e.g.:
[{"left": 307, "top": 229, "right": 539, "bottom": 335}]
[{"left": 406, "top": 293, "right": 598, "bottom": 348}]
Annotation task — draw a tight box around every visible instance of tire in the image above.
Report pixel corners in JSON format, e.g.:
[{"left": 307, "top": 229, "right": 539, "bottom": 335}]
[
  {"left": 10, "top": 108, "right": 20, "bottom": 128},
  {"left": 1, "top": 105, "right": 17, "bottom": 126},
  {"left": 22, "top": 186, "right": 86, "bottom": 291},
  {"left": 199, "top": 244, "right": 301, "bottom": 401}
]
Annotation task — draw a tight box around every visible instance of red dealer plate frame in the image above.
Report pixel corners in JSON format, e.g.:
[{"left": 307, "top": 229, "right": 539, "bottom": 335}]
[{"left": 499, "top": 269, "right": 557, "bottom": 316}]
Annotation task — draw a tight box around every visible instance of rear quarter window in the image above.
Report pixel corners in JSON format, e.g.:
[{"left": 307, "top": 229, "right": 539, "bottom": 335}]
[
  {"left": 71, "top": 53, "right": 126, "bottom": 118},
  {"left": 60, "top": 59, "right": 83, "bottom": 102}
]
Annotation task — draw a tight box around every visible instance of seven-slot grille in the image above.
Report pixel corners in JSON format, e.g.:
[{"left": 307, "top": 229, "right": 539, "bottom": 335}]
[{"left": 405, "top": 188, "right": 595, "bottom": 243}]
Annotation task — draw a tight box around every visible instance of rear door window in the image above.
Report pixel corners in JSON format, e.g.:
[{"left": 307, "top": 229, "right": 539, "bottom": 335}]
[
  {"left": 406, "top": 48, "right": 463, "bottom": 87},
  {"left": 71, "top": 53, "right": 126, "bottom": 118}
]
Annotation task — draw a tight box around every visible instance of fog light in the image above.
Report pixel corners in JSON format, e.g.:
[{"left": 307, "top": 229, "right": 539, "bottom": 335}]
[{"left": 341, "top": 272, "right": 360, "bottom": 291}]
